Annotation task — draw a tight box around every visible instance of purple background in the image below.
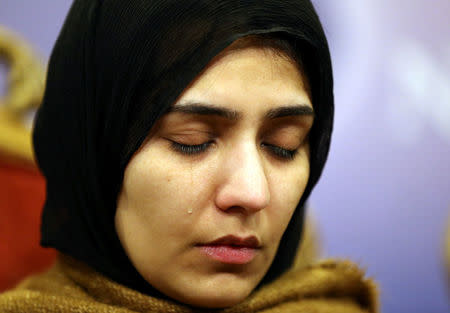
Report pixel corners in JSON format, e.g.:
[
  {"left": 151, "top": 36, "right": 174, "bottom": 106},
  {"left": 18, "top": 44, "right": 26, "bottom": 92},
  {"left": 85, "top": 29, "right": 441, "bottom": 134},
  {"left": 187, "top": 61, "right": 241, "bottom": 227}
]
[{"left": 1, "top": 1, "right": 449, "bottom": 312}]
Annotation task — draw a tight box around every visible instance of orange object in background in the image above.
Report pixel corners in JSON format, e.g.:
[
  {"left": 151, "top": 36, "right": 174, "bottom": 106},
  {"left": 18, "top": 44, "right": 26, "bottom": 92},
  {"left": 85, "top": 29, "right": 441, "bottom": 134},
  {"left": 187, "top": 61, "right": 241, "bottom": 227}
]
[
  {"left": 0, "top": 25, "right": 55, "bottom": 291},
  {"left": 0, "top": 156, "right": 56, "bottom": 291}
]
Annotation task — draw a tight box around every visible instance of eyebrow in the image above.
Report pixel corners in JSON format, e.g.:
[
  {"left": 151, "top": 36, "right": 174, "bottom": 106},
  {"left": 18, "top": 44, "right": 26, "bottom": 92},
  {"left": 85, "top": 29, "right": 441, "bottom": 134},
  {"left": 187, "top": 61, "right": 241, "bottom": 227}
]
[
  {"left": 171, "top": 102, "right": 241, "bottom": 120},
  {"left": 265, "top": 105, "right": 314, "bottom": 119},
  {"left": 170, "top": 102, "right": 314, "bottom": 120}
]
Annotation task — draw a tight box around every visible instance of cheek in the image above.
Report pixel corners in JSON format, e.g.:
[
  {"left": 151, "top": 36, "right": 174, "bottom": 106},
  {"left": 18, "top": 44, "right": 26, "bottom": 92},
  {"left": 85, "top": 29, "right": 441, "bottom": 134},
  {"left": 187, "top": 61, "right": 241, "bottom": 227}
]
[
  {"left": 118, "top": 156, "right": 180, "bottom": 245},
  {"left": 124, "top": 156, "right": 175, "bottom": 208},
  {"left": 268, "top": 159, "right": 310, "bottom": 238},
  {"left": 119, "top": 150, "right": 215, "bottom": 240},
  {"left": 127, "top": 148, "right": 214, "bottom": 202}
]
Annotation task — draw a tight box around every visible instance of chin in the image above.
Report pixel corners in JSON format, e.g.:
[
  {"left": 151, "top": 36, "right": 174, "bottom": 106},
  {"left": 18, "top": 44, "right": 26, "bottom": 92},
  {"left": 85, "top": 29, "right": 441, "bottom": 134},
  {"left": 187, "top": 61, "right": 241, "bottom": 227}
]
[
  {"left": 169, "top": 279, "right": 255, "bottom": 309},
  {"left": 183, "top": 290, "right": 252, "bottom": 309}
]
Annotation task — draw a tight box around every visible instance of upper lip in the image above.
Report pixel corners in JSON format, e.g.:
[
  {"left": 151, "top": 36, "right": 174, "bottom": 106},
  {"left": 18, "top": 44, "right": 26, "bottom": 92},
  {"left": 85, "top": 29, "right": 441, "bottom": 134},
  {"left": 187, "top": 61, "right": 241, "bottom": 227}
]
[{"left": 202, "top": 235, "right": 261, "bottom": 248}]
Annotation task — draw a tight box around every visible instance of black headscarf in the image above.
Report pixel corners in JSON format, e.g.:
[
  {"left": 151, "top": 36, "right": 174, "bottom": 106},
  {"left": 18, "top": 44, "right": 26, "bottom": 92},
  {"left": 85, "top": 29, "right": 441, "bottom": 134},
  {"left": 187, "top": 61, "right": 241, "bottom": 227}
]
[{"left": 33, "top": 0, "right": 333, "bottom": 300}]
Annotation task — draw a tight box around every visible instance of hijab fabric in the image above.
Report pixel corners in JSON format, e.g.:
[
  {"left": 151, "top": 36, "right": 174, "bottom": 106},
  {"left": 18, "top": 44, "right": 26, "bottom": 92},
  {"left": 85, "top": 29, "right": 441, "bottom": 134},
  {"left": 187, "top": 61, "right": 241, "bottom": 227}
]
[{"left": 33, "top": 0, "right": 334, "bottom": 298}]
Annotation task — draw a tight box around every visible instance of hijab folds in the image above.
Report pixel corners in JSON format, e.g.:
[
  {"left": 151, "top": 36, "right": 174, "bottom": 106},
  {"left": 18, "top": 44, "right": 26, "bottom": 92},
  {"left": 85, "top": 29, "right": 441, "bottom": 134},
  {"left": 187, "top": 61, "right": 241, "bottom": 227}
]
[{"left": 33, "top": 0, "right": 334, "bottom": 298}]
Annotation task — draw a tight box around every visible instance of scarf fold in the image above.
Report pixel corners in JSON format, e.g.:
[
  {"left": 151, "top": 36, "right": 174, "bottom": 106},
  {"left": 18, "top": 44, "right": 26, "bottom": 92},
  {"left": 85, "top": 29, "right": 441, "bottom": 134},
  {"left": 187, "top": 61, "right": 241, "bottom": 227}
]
[{"left": 0, "top": 255, "right": 378, "bottom": 313}]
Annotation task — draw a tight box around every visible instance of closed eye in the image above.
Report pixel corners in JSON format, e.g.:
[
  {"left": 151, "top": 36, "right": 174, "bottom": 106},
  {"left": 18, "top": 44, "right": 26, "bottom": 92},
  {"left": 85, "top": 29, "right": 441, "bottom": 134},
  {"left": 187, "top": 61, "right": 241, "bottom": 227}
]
[
  {"left": 261, "top": 143, "right": 298, "bottom": 160},
  {"left": 169, "top": 141, "right": 213, "bottom": 155},
  {"left": 169, "top": 140, "right": 298, "bottom": 161}
]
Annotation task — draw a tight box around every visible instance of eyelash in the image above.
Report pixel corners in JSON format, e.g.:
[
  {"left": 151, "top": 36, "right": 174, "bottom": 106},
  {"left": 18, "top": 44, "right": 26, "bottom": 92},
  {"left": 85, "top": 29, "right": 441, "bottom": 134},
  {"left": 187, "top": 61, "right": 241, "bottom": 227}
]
[
  {"left": 170, "top": 141, "right": 213, "bottom": 155},
  {"left": 261, "top": 143, "right": 298, "bottom": 160},
  {"left": 169, "top": 141, "right": 298, "bottom": 161}
]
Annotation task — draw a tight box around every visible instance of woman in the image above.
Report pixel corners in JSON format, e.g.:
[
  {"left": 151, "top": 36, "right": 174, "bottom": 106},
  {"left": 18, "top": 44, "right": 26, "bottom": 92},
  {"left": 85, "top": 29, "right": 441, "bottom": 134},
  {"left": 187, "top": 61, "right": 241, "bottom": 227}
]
[{"left": 0, "top": 0, "right": 378, "bottom": 312}]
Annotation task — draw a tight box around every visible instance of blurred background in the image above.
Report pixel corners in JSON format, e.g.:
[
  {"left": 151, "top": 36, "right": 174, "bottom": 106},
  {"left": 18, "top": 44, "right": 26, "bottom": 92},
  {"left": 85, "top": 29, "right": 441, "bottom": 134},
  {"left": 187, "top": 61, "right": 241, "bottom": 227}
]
[{"left": 0, "top": 0, "right": 449, "bottom": 312}]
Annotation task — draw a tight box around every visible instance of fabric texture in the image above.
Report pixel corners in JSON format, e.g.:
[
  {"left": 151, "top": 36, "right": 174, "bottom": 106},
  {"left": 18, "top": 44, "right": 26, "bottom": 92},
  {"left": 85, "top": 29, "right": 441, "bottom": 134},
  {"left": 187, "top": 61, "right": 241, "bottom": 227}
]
[
  {"left": 32, "top": 0, "right": 334, "bottom": 297},
  {"left": 0, "top": 254, "right": 378, "bottom": 313}
]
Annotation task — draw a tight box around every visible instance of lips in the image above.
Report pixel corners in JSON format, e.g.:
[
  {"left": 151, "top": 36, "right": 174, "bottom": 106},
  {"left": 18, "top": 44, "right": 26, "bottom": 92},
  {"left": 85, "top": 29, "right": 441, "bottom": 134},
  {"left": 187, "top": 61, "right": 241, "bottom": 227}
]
[
  {"left": 198, "top": 235, "right": 261, "bottom": 264},
  {"left": 205, "top": 235, "right": 261, "bottom": 248}
]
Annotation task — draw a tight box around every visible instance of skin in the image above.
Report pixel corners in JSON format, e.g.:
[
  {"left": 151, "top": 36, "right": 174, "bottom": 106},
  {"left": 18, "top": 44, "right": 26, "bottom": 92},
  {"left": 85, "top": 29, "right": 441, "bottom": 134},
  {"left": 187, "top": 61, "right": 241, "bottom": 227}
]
[{"left": 115, "top": 43, "right": 314, "bottom": 308}]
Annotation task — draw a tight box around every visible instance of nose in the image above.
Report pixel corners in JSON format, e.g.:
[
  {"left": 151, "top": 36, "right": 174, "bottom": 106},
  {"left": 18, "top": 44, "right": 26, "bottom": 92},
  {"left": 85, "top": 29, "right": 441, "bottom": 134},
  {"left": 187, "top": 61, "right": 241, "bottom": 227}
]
[{"left": 214, "top": 142, "right": 270, "bottom": 214}]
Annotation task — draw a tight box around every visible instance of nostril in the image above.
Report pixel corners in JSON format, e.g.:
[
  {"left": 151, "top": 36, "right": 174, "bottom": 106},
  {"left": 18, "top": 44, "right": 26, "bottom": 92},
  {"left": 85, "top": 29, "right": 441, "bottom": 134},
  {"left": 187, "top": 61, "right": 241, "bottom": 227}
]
[{"left": 220, "top": 206, "right": 249, "bottom": 215}]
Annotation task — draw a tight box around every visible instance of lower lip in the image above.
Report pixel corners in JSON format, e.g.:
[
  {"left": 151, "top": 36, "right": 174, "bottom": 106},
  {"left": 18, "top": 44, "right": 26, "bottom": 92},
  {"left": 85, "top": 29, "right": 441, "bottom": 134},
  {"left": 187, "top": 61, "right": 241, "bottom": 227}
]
[{"left": 198, "top": 245, "right": 257, "bottom": 264}]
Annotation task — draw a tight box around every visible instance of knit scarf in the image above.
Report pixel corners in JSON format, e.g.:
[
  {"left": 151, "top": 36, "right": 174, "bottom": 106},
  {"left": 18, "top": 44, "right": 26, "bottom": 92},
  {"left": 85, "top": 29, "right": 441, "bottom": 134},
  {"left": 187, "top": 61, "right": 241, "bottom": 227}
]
[{"left": 0, "top": 255, "right": 378, "bottom": 313}]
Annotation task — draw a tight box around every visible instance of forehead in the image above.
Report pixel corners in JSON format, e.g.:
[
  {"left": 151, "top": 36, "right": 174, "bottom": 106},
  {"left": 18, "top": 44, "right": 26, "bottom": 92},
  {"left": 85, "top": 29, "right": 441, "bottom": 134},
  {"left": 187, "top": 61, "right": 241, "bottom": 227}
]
[{"left": 177, "top": 46, "right": 312, "bottom": 112}]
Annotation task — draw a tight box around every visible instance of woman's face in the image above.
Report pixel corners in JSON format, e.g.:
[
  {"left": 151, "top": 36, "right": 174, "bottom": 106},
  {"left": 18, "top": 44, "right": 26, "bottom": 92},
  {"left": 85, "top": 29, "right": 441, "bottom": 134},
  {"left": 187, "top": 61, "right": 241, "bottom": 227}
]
[{"left": 115, "top": 44, "right": 313, "bottom": 308}]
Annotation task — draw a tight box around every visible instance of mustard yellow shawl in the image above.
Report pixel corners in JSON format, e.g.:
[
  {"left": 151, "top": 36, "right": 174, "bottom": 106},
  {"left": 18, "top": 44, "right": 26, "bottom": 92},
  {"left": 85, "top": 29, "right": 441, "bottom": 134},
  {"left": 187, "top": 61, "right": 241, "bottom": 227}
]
[{"left": 0, "top": 255, "right": 378, "bottom": 313}]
